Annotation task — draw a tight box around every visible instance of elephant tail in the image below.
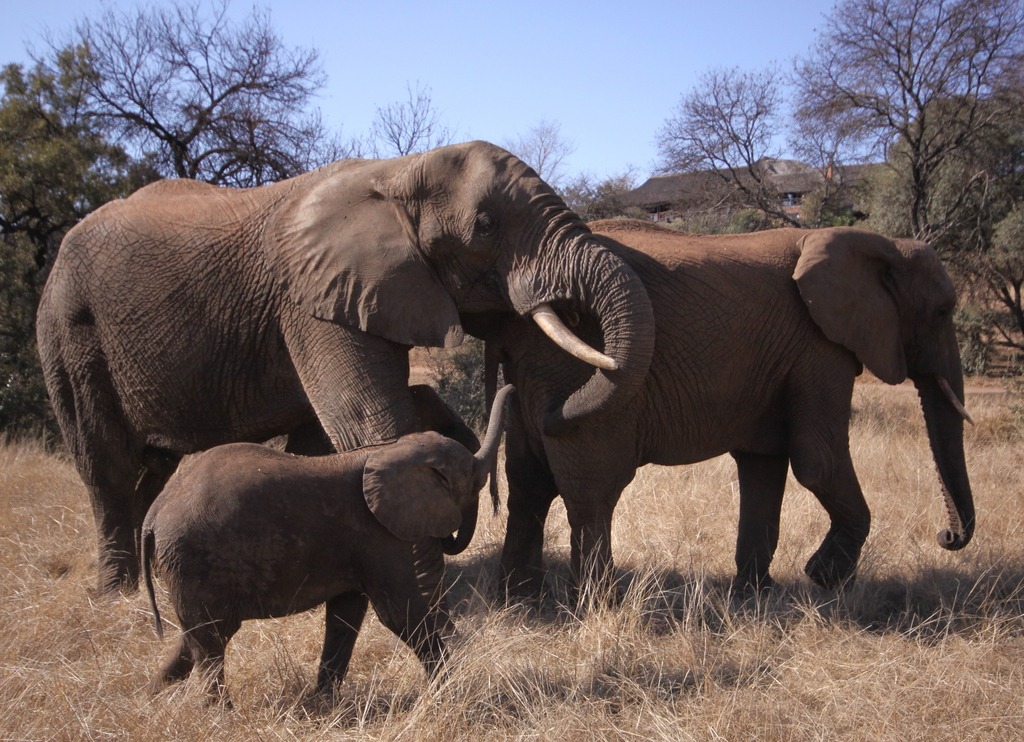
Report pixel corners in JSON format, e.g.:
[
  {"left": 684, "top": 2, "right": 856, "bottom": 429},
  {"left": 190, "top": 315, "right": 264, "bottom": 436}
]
[
  {"left": 141, "top": 528, "right": 164, "bottom": 640},
  {"left": 484, "top": 342, "right": 501, "bottom": 514}
]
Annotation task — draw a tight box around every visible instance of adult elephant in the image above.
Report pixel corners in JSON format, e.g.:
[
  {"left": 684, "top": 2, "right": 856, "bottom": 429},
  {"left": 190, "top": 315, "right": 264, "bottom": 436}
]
[
  {"left": 477, "top": 219, "right": 974, "bottom": 598},
  {"left": 36, "top": 142, "right": 655, "bottom": 596}
]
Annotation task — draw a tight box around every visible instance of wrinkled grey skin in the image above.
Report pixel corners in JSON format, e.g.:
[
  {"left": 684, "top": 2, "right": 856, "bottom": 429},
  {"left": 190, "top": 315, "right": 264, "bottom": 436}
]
[
  {"left": 36, "top": 140, "right": 654, "bottom": 595},
  {"left": 142, "top": 386, "right": 512, "bottom": 703},
  {"left": 476, "top": 220, "right": 974, "bottom": 599}
]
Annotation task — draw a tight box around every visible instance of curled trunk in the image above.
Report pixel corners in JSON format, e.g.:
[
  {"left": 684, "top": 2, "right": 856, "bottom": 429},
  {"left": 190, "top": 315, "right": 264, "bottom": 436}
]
[{"left": 508, "top": 229, "right": 655, "bottom": 437}]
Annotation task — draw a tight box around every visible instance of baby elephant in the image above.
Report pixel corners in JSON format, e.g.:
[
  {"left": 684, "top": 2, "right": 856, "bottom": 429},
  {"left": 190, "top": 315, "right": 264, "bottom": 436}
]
[{"left": 142, "top": 385, "right": 513, "bottom": 703}]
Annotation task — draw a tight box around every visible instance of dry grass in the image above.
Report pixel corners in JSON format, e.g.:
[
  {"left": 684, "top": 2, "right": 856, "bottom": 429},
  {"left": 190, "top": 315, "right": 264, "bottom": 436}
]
[{"left": 3, "top": 381, "right": 1024, "bottom": 740}]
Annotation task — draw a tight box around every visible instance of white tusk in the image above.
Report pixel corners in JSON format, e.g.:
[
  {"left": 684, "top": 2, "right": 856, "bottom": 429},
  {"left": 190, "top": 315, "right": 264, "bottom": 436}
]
[
  {"left": 937, "top": 377, "right": 975, "bottom": 426},
  {"left": 530, "top": 304, "right": 619, "bottom": 371}
]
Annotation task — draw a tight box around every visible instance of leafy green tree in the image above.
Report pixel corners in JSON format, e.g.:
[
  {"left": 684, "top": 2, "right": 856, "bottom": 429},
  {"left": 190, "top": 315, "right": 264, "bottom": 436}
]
[{"left": 0, "top": 50, "right": 152, "bottom": 435}]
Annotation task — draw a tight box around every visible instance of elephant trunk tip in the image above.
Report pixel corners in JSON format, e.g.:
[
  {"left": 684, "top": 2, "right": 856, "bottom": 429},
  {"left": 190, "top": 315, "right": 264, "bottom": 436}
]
[{"left": 936, "top": 528, "right": 972, "bottom": 551}]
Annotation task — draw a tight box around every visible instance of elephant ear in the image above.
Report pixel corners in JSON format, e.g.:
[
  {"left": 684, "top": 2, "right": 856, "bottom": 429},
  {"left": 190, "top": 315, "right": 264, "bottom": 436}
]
[
  {"left": 363, "top": 433, "right": 465, "bottom": 542},
  {"left": 263, "top": 160, "right": 464, "bottom": 348},
  {"left": 793, "top": 228, "right": 907, "bottom": 384}
]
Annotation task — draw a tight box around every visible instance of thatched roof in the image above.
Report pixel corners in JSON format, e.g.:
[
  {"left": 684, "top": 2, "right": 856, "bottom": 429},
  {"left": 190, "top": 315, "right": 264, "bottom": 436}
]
[{"left": 625, "top": 159, "right": 875, "bottom": 210}]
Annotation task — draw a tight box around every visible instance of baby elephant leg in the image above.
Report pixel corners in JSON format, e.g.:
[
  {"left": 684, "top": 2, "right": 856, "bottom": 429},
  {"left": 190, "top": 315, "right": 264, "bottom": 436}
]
[
  {"left": 152, "top": 635, "right": 196, "bottom": 694},
  {"left": 152, "top": 619, "right": 238, "bottom": 705},
  {"left": 317, "top": 593, "right": 369, "bottom": 694}
]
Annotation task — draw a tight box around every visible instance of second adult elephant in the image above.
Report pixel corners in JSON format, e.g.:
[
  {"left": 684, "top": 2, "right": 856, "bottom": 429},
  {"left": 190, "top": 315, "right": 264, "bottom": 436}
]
[
  {"left": 36, "top": 142, "right": 655, "bottom": 595},
  {"left": 478, "top": 220, "right": 975, "bottom": 597}
]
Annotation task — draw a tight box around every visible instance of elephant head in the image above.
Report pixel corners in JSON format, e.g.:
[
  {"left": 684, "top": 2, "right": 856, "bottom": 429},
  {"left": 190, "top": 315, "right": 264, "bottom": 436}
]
[
  {"left": 262, "top": 141, "right": 654, "bottom": 433},
  {"left": 363, "top": 384, "right": 513, "bottom": 555},
  {"left": 794, "top": 227, "right": 975, "bottom": 551}
]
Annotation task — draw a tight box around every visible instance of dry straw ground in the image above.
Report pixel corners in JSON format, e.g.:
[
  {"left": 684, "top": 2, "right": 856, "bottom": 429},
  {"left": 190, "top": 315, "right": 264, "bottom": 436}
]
[{"left": 2, "top": 381, "right": 1023, "bottom": 740}]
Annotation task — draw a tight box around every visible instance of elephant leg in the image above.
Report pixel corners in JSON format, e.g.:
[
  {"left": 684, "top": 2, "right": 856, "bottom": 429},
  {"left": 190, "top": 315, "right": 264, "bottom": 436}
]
[
  {"left": 85, "top": 475, "right": 142, "bottom": 596},
  {"left": 135, "top": 447, "right": 181, "bottom": 524},
  {"left": 90, "top": 447, "right": 180, "bottom": 595},
  {"left": 45, "top": 345, "right": 147, "bottom": 595},
  {"left": 398, "top": 601, "right": 450, "bottom": 680},
  {"left": 794, "top": 449, "right": 870, "bottom": 590},
  {"left": 317, "top": 593, "right": 369, "bottom": 694},
  {"left": 499, "top": 410, "right": 557, "bottom": 602},
  {"left": 731, "top": 451, "right": 789, "bottom": 593},
  {"left": 549, "top": 436, "right": 630, "bottom": 607},
  {"left": 564, "top": 497, "right": 617, "bottom": 607},
  {"left": 153, "top": 634, "right": 196, "bottom": 693},
  {"left": 183, "top": 619, "right": 238, "bottom": 707},
  {"left": 283, "top": 315, "right": 419, "bottom": 450},
  {"left": 789, "top": 372, "right": 870, "bottom": 590}
]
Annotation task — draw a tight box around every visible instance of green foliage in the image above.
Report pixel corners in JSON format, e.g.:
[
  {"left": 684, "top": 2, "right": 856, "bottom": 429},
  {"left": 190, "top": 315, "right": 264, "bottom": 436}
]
[
  {"left": 0, "top": 236, "right": 53, "bottom": 437},
  {"left": 954, "top": 308, "right": 993, "bottom": 376},
  {"left": 0, "top": 52, "right": 154, "bottom": 436},
  {"left": 428, "top": 339, "right": 488, "bottom": 435},
  {"left": 726, "top": 209, "right": 773, "bottom": 234},
  {"left": 0, "top": 51, "right": 151, "bottom": 260},
  {"left": 862, "top": 165, "right": 913, "bottom": 238},
  {"left": 990, "top": 205, "right": 1024, "bottom": 277},
  {"left": 798, "top": 189, "right": 859, "bottom": 228}
]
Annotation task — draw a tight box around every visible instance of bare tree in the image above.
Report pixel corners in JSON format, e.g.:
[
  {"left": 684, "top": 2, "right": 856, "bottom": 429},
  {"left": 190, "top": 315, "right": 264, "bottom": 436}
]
[
  {"left": 504, "top": 120, "right": 575, "bottom": 188},
  {"left": 57, "top": 0, "right": 345, "bottom": 186},
  {"left": 656, "top": 65, "right": 800, "bottom": 226},
  {"left": 795, "top": 0, "right": 1024, "bottom": 242},
  {"left": 369, "top": 82, "right": 454, "bottom": 157}
]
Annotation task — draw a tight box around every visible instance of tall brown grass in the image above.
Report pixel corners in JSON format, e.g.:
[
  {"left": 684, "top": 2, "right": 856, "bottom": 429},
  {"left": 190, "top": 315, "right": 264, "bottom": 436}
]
[{"left": 2, "top": 381, "right": 1023, "bottom": 740}]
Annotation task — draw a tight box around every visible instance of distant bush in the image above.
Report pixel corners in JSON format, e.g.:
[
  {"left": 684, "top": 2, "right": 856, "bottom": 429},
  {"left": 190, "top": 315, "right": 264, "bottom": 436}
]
[{"left": 428, "top": 338, "right": 488, "bottom": 434}]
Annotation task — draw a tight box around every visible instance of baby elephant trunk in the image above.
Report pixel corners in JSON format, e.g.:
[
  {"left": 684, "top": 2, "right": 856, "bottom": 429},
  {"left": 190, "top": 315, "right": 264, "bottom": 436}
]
[{"left": 441, "top": 385, "right": 514, "bottom": 555}]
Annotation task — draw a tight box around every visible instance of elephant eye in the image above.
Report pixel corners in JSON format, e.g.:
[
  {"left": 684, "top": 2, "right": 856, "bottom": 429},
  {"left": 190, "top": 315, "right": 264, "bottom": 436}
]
[{"left": 475, "top": 212, "right": 498, "bottom": 238}]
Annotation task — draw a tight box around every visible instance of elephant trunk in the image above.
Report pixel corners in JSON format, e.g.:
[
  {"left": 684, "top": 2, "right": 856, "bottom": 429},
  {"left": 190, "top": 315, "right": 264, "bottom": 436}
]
[
  {"left": 550, "top": 244, "right": 654, "bottom": 435},
  {"left": 410, "top": 538, "right": 453, "bottom": 675},
  {"left": 914, "top": 373, "right": 975, "bottom": 551},
  {"left": 441, "top": 384, "right": 514, "bottom": 555},
  {"left": 509, "top": 228, "right": 654, "bottom": 436}
]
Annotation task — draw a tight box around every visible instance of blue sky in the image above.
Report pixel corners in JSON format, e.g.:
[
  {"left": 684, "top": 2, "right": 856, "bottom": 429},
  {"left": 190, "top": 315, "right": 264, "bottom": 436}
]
[{"left": 6, "top": 1, "right": 836, "bottom": 181}]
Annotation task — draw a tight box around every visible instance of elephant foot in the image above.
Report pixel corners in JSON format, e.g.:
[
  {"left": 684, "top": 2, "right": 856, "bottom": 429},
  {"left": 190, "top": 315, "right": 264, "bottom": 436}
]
[
  {"left": 573, "top": 572, "right": 625, "bottom": 614},
  {"left": 88, "top": 573, "right": 139, "bottom": 600},
  {"left": 93, "top": 545, "right": 142, "bottom": 598},
  {"left": 731, "top": 571, "right": 776, "bottom": 597},
  {"left": 804, "top": 551, "right": 856, "bottom": 590},
  {"left": 315, "top": 676, "right": 340, "bottom": 700}
]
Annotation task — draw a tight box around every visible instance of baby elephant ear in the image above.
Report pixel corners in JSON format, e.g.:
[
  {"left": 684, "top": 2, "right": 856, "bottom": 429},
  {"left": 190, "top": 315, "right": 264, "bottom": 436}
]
[
  {"left": 363, "top": 433, "right": 466, "bottom": 542},
  {"left": 793, "top": 227, "right": 907, "bottom": 384},
  {"left": 262, "top": 159, "right": 464, "bottom": 348}
]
